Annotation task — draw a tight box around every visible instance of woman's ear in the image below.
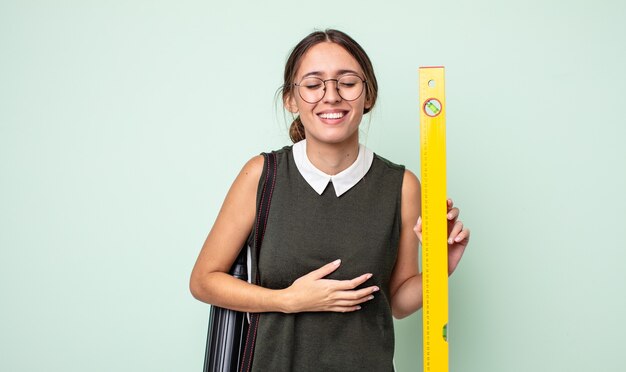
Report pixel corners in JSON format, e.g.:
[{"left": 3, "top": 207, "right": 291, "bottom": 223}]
[
  {"left": 285, "top": 94, "right": 299, "bottom": 114},
  {"left": 363, "top": 86, "right": 373, "bottom": 111}
]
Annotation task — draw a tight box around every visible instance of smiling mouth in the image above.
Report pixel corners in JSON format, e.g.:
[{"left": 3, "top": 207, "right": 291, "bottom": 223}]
[{"left": 318, "top": 112, "right": 346, "bottom": 119}]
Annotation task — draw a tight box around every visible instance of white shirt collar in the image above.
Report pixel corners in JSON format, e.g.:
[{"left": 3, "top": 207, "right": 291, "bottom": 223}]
[{"left": 292, "top": 139, "right": 374, "bottom": 197}]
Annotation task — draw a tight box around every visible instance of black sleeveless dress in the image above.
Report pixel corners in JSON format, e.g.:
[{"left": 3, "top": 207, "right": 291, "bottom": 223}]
[{"left": 250, "top": 146, "right": 405, "bottom": 372}]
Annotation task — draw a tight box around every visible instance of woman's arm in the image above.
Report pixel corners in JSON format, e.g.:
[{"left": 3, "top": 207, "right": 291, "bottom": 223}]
[
  {"left": 189, "top": 155, "right": 288, "bottom": 313},
  {"left": 389, "top": 170, "right": 423, "bottom": 319},
  {"left": 190, "top": 155, "right": 378, "bottom": 314},
  {"left": 389, "top": 170, "right": 471, "bottom": 319}
]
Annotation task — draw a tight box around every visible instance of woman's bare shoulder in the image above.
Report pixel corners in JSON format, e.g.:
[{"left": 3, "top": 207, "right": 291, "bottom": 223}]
[{"left": 240, "top": 154, "right": 265, "bottom": 181}]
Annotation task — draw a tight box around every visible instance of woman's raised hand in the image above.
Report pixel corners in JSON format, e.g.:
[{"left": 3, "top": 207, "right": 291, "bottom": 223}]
[
  {"left": 281, "top": 259, "right": 379, "bottom": 313},
  {"left": 413, "top": 198, "right": 470, "bottom": 275}
]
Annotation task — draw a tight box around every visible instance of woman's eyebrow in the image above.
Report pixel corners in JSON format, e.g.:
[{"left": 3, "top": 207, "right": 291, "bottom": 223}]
[
  {"left": 301, "top": 69, "right": 360, "bottom": 78},
  {"left": 336, "top": 69, "right": 360, "bottom": 76},
  {"left": 301, "top": 71, "right": 323, "bottom": 78}
]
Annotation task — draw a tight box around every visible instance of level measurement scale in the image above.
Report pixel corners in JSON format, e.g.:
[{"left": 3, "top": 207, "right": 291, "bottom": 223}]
[{"left": 419, "top": 66, "right": 449, "bottom": 372}]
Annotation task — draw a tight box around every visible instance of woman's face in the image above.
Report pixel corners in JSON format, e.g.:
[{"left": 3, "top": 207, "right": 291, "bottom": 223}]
[{"left": 286, "top": 42, "right": 370, "bottom": 147}]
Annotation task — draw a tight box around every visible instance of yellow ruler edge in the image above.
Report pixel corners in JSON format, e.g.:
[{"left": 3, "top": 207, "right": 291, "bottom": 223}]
[{"left": 419, "top": 66, "right": 449, "bottom": 372}]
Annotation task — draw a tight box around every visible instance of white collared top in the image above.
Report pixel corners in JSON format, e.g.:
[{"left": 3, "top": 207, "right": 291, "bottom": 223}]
[{"left": 292, "top": 139, "right": 374, "bottom": 197}]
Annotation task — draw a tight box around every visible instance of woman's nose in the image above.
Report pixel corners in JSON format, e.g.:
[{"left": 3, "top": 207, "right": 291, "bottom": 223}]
[{"left": 322, "top": 81, "right": 342, "bottom": 103}]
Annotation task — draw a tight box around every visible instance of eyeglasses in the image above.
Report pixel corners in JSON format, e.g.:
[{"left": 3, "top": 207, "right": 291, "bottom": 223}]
[{"left": 293, "top": 74, "right": 366, "bottom": 104}]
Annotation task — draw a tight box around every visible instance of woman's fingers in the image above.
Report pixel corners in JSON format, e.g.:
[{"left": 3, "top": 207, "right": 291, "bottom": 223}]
[
  {"left": 333, "top": 273, "right": 373, "bottom": 290},
  {"left": 448, "top": 220, "right": 464, "bottom": 244},
  {"left": 302, "top": 259, "right": 342, "bottom": 280},
  {"left": 454, "top": 227, "right": 470, "bottom": 243},
  {"left": 447, "top": 207, "right": 459, "bottom": 221},
  {"left": 290, "top": 262, "right": 381, "bottom": 313},
  {"left": 327, "top": 277, "right": 379, "bottom": 309},
  {"left": 413, "top": 216, "right": 423, "bottom": 241},
  {"left": 327, "top": 287, "right": 379, "bottom": 311},
  {"left": 334, "top": 285, "right": 379, "bottom": 302},
  {"left": 319, "top": 274, "right": 378, "bottom": 312}
]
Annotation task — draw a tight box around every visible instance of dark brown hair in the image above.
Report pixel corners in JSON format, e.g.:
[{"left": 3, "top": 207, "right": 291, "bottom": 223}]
[{"left": 282, "top": 29, "right": 379, "bottom": 143}]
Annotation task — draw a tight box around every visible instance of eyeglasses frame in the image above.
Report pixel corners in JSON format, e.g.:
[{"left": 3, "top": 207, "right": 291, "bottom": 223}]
[{"left": 292, "top": 74, "right": 367, "bottom": 104}]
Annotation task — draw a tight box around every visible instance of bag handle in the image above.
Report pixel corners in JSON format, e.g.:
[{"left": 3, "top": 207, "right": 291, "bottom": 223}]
[{"left": 239, "top": 151, "right": 277, "bottom": 372}]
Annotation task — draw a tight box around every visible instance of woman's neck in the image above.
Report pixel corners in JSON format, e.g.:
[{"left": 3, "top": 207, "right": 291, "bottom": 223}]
[{"left": 305, "top": 138, "right": 360, "bottom": 176}]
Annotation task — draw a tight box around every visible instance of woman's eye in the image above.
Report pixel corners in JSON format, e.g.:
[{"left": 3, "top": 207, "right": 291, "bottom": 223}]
[
  {"left": 339, "top": 77, "right": 360, "bottom": 88},
  {"left": 300, "top": 79, "right": 323, "bottom": 90}
]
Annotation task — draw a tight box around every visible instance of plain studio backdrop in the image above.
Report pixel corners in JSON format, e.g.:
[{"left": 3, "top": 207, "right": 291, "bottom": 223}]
[{"left": 1, "top": 1, "right": 625, "bottom": 371}]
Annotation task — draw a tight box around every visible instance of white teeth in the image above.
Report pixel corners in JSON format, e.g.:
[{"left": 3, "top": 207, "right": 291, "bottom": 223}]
[{"left": 319, "top": 112, "right": 345, "bottom": 119}]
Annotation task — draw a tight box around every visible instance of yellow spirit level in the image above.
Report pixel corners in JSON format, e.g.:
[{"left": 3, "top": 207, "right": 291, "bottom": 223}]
[{"left": 419, "top": 66, "right": 449, "bottom": 372}]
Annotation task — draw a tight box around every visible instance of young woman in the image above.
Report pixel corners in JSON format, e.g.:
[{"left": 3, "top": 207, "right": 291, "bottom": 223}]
[{"left": 190, "top": 29, "right": 470, "bottom": 371}]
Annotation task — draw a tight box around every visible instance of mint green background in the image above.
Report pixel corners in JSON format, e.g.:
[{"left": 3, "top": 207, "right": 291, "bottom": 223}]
[{"left": 1, "top": 1, "right": 625, "bottom": 371}]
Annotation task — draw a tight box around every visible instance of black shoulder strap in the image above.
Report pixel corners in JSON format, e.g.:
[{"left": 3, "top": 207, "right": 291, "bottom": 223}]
[
  {"left": 252, "top": 152, "right": 277, "bottom": 267},
  {"left": 240, "top": 152, "right": 276, "bottom": 372}
]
